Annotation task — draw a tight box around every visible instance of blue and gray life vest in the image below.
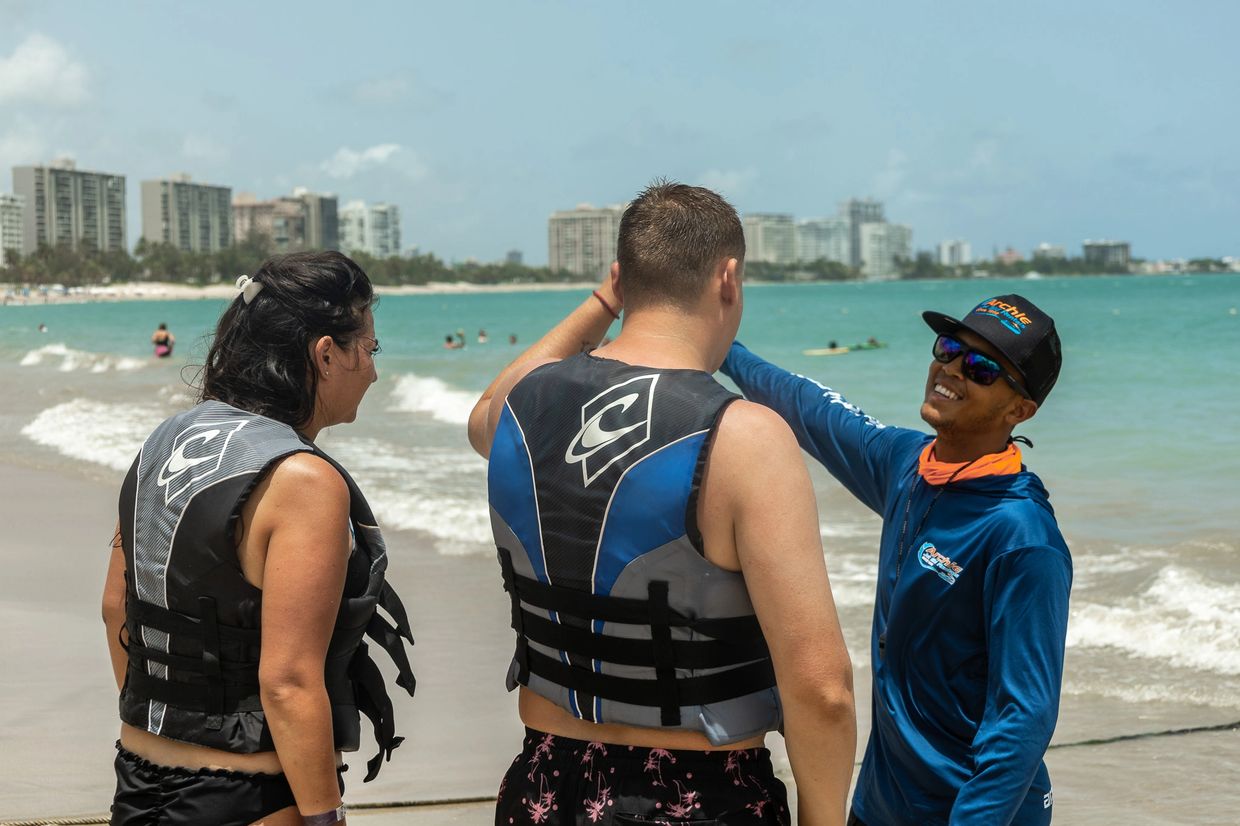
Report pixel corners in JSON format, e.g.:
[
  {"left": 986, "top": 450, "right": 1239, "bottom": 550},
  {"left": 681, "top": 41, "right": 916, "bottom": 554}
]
[
  {"left": 488, "top": 353, "right": 782, "bottom": 745},
  {"left": 117, "top": 400, "right": 414, "bottom": 781}
]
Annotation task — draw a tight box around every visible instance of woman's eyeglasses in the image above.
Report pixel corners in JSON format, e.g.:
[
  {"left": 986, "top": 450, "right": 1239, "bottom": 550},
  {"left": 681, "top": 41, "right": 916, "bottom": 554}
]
[
  {"left": 355, "top": 336, "right": 382, "bottom": 357},
  {"left": 932, "top": 334, "right": 1029, "bottom": 398}
]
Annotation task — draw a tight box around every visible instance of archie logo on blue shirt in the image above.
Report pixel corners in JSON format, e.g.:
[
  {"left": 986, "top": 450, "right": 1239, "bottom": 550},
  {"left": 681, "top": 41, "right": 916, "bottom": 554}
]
[{"left": 918, "top": 542, "right": 964, "bottom": 585}]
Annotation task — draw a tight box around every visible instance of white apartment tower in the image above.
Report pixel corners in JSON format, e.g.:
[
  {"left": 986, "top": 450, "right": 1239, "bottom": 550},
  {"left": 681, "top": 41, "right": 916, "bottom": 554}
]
[
  {"left": 340, "top": 201, "right": 402, "bottom": 258},
  {"left": 796, "top": 217, "right": 850, "bottom": 264},
  {"left": 937, "top": 239, "right": 973, "bottom": 266},
  {"left": 840, "top": 198, "right": 885, "bottom": 268},
  {"left": 859, "top": 222, "right": 912, "bottom": 279},
  {"left": 742, "top": 213, "right": 797, "bottom": 264},
  {"left": 1, "top": 193, "right": 24, "bottom": 266},
  {"left": 140, "top": 175, "right": 232, "bottom": 253},
  {"left": 12, "top": 159, "right": 127, "bottom": 253},
  {"left": 1032, "top": 242, "right": 1066, "bottom": 260},
  {"left": 548, "top": 204, "right": 626, "bottom": 278}
]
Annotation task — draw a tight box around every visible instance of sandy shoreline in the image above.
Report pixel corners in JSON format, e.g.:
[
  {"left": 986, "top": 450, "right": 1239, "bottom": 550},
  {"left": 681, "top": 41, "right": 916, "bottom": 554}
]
[{"left": 1, "top": 280, "right": 602, "bottom": 306}]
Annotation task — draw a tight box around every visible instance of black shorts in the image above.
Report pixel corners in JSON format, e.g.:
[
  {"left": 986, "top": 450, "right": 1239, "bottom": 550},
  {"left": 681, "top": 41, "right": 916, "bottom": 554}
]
[
  {"left": 496, "top": 727, "right": 790, "bottom": 825},
  {"left": 110, "top": 743, "right": 345, "bottom": 826}
]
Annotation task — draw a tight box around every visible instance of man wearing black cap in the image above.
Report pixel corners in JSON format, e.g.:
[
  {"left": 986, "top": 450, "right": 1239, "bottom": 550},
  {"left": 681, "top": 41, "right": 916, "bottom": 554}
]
[{"left": 720, "top": 294, "right": 1072, "bottom": 826}]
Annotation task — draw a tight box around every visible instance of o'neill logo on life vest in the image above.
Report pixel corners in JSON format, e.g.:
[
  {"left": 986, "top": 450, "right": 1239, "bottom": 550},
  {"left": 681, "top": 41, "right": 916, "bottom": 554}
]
[
  {"left": 918, "top": 541, "right": 964, "bottom": 586},
  {"left": 564, "top": 373, "right": 659, "bottom": 487},
  {"left": 156, "top": 418, "right": 250, "bottom": 504}
]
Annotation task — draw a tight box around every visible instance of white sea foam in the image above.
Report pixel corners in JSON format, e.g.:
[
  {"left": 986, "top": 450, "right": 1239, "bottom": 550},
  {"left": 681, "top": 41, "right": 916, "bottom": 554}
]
[
  {"left": 1067, "top": 566, "right": 1240, "bottom": 676},
  {"left": 1064, "top": 676, "right": 1240, "bottom": 709},
  {"left": 387, "top": 373, "right": 477, "bottom": 425},
  {"left": 824, "top": 553, "right": 878, "bottom": 608},
  {"left": 21, "top": 399, "right": 164, "bottom": 471},
  {"left": 821, "top": 520, "right": 881, "bottom": 540},
  {"left": 19, "top": 342, "right": 147, "bottom": 373},
  {"left": 324, "top": 437, "right": 493, "bottom": 555}
]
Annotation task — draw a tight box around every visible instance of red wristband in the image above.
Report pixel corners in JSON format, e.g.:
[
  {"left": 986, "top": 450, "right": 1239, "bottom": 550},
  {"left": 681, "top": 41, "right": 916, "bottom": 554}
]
[{"left": 592, "top": 290, "right": 620, "bottom": 320}]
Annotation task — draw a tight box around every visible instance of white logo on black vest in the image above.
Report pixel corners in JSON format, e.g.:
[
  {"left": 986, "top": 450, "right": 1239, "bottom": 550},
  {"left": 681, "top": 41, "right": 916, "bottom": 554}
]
[
  {"left": 156, "top": 418, "right": 249, "bottom": 504},
  {"left": 565, "top": 374, "right": 659, "bottom": 486}
]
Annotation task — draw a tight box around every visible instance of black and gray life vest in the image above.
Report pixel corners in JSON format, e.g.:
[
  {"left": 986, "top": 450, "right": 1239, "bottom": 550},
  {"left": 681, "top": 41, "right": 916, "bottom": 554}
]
[
  {"left": 488, "top": 353, "right": 781, "bottom": 745},
  {"left": 117, "top": 400, "right": 414, "bottom": 781}
]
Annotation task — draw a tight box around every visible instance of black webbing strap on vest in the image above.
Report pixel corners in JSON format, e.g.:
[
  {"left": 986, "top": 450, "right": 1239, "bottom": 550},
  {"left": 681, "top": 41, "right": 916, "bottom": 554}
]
[
  {"left": 124, "top": 596, "right": 354, "bottom": 713},
  {"left": 124, "top": 664, "right": 266, "bottom": 711},
  {"left": 378, "top": 582, "right": 416, "bottom": 646},
  {"left": 521, "top": 648, "right": 776, "bottom": 708},
  {"left": 349, "top": 641, "right": 405, "bottom": 781},
  {"left": 499, "top": 551, "right": 531, "bottom": 684},
  {"left": 505, "top": 566, "right": 769, "bottom": 639},
  {"left": 198, "top": 596, "right": 224, "bottom": 730},
  {"left": 514, "top": 610, "right": 771, "bottom": 668},
  {"left": 498, "top": 551, "right": 776, "bottom": 719},
  {"left": 366, "top": 614, "right": 416, "bottom": 695},
  {"left": 128, "top": 596, "right": 261, "bottom": 644},
  {"left": 647, "top": 581, "right": 680, "bottom": 725}
]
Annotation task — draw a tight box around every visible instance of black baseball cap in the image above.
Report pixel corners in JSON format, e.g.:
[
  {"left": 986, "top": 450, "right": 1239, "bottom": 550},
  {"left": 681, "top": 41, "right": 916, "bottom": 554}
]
[{"left": 922, "top": 294, "right": 1062, "bottom": 406}]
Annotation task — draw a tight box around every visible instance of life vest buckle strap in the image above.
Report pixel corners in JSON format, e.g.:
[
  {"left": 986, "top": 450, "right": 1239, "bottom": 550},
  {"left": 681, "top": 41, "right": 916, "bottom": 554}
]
[
  {"left": 522, "top": 648, "right": 777, "bottom": 708},
  {"left": 349, "top": 642, "right": 403, "bottom": 782},
  {"left": 508, "top": 569, "right": 685, "bottom": 626},
  {"left": 515, "top": 608, "right": 772, "bottom": 669},
  {"left": 123, "top": 664, "right": 263, "bottom": 712},
  {"left": 647, "top": 581, "right": 681, "bottom": 726},
  {"left": 378, "top": 582, "right": 415, "bottom": 645},
  {"left": 365, "top": 614, "right": 416, "bottom": 697},
  {"left": 513, "top": 636, "right": 531, "bottom": 685},
  {"left": 126, "top": 595, "right": 262, "bottom": 644},
  {"left": 198, "top": 596, "right": 225, "bottom": 731}
]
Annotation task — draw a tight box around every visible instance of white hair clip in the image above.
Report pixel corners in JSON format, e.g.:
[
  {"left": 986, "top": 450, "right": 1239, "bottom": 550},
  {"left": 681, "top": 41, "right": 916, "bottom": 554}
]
[{"left": 235, "top": 274, "right": 264, "bottom": 304}]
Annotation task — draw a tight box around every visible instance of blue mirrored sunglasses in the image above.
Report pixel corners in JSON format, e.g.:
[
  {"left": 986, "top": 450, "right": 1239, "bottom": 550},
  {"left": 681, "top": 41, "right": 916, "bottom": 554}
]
[{"left": 932, "top": 334, "right": 1030, "bottom": 398}]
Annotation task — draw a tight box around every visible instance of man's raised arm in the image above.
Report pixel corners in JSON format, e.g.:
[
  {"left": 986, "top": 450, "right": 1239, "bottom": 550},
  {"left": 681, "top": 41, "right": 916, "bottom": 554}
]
[
  {"left": 720, "top": 341, "right": 925, "bottom": 514},
  {"left": 468, "top": 270, "right": 621, "bottom": 459}
]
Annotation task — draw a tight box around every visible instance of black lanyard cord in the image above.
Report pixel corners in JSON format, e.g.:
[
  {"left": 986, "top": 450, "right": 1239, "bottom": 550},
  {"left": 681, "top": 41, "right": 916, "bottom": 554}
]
[{"left": 894, "top": 457, "right": 979, "bottom": 580}]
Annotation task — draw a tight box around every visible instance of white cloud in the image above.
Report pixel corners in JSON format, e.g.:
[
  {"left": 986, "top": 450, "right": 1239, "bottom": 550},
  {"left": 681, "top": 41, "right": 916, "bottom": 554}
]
[
  {"left": 0, "top": 33, "right": 89, "bottom": 106},
  {"left": 698, "top": 167, "right": 759, "bottom": 198},
  {"left": 320, "top": 143, "right": 425, "bottom": 180},
  {"left": 0, "top": 114, "right": 47, "bottom": 168}
]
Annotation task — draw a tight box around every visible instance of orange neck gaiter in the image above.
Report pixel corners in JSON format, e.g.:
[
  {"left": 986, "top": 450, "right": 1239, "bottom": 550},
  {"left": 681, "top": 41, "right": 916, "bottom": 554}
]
[{"left": 918, "top": 440, "right": 1023, "bottom": 486}]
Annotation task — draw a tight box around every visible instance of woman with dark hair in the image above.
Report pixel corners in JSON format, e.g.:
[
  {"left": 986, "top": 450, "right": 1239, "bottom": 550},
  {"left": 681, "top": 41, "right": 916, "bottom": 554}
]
[
  {"left": 151, "top": 323, "right": 175, "bottom": 358},
  {"left": 102, "top": 251, "right": 415, "bottom": 826}
]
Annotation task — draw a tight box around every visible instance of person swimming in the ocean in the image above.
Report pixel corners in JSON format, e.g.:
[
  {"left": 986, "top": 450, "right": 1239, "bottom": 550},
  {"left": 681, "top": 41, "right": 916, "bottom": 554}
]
[{"left": 151, "top": 323, "right": 175, "bottom": 358}]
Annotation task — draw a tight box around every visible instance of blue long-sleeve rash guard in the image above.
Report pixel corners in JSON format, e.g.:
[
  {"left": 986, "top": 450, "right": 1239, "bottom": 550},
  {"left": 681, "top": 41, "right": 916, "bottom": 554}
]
[{"left": 721, "top": 342, "right": 1072, "bottom": 826}]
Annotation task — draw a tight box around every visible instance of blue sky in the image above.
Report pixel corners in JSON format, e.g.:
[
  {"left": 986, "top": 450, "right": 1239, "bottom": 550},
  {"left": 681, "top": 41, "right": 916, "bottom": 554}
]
[{"left": 1, "top": 0, "right": 1236, "bottom": 263}]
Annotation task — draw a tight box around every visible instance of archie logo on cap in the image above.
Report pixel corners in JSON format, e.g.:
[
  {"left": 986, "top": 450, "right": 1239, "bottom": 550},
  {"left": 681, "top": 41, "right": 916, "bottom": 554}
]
[{"left": 972, "top": 298, "right": 1034, "bottom": 335}]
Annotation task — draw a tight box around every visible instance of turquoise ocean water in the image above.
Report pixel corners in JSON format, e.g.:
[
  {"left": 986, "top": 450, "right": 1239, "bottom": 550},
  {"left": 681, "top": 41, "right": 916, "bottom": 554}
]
[{"left": 2, "top": 273, "right": 1239, "bottom": 745}]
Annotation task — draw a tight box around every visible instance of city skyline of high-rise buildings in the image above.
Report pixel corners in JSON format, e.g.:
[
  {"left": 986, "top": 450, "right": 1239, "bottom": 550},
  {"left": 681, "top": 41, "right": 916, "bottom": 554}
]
[
  {"left": 12, "top": 159, "right": 127, "bottom": 256},
  {"left": 340, "top": 200, "right": 402, "bottom": 259},
  {"left": 140, "top": 174, "right": 232, "bottom": 254},
  {"left": 0, "top": 158, "right": 1158, "bottom": 276},
  {"left": 0, "top": 193, "right": 24, "bottom": 266},
  {"left": 547, "top": 203, "right": 626, "bottom": 279}
]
